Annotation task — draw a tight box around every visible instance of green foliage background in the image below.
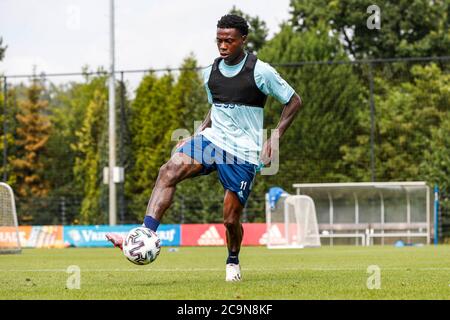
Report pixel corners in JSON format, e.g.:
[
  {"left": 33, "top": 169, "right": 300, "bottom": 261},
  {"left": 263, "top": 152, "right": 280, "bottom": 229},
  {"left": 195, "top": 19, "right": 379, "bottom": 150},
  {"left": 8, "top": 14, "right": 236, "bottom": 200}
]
[{"left": 0, "top": 1, "right": 449, "bottom": 238}]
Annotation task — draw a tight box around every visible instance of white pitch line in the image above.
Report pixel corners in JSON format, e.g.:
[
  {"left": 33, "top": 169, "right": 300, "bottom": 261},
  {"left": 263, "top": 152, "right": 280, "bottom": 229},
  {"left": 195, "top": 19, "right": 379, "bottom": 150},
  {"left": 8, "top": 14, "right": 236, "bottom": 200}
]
[{"left": 1, "top": 267, "right": 450, "bottom": 272}]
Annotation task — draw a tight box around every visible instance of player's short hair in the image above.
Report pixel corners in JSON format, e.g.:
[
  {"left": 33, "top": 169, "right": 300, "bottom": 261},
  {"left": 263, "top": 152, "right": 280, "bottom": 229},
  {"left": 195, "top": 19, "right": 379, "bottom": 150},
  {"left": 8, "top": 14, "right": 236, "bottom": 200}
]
[{"left": 217, "top": 14, "right": 249, "bottom": 36}]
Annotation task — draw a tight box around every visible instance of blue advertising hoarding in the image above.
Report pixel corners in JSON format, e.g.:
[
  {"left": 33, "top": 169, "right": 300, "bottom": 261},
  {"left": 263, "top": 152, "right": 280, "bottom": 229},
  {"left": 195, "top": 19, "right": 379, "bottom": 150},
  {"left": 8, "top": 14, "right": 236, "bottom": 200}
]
[{"left": 63, "top": 224, "right": 181, "bottom": 247}]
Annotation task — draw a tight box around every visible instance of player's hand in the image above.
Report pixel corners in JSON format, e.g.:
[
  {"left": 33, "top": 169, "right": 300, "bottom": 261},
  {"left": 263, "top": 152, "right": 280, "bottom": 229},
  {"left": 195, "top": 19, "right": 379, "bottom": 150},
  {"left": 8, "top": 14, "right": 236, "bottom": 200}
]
[
  {"left": 259, "top": 139, "right": 273, "bottom": 166},
  {"left": 260, "top": 134, "right": 280, "bottom": 168}
]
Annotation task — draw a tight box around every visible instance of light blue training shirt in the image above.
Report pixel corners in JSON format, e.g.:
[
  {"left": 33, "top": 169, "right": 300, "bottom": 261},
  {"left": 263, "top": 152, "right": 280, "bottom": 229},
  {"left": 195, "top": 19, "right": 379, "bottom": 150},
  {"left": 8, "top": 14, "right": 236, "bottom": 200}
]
[{"left": 199, "top": 52, "right": 296, "bottom": 165}]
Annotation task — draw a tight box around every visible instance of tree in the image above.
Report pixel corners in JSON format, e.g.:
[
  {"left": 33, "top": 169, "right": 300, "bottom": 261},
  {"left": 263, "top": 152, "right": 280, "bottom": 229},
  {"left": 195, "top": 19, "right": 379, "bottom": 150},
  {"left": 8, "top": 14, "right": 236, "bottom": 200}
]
[
  {"left": 126, "top": 72, "right": 175, "bottom": 219},
  {"left": 422, "top": 113, "right": 450, "bottom": 190},
  {"left": 116, "top": 76, "right": 133, "bottom": 223},
  {"left": 0, "top": 37, "right": 6, "bottom": 61},
  {"left": 12, "top": 80, "right": 51, "bottom": 197},
  {"left": 340, "top": 63, "right": 450, "bottom": 181},
  {"left": 289, "top": 0, "right": 450, "bottom": 59},
  {"left": 0, "top": 82, "right": 16, "bottom": 183},
  {"left": 0, "top": 38, "right": 12, "bottom": 182},
  {"left": 422, "top": 112, "right": 450, "bottom": 240},
  {"left": 171, "top": 55, "right": 210, "bottom": 131},
  {"left": 71, "top": 82, "right": 108, "bottom": 224},
  {"left": 229, "top": 6, "right": 269, "bottom": 54},
  {"left": 45, "top": 72, "right": 109, "bottom": 224},
  {"left": 10, "top": 80, "right": 51, "bottom": 223}
]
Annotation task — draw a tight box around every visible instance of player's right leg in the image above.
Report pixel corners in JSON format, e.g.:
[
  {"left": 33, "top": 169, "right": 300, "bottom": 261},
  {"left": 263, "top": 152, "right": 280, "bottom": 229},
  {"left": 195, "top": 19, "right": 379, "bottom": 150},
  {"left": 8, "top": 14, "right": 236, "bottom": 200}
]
[
  {"left": 105, "top": 233, "right": 125, "bottom": 250},
  {"left": 143, "top": 135, "right": 215, "bottom": 230},
  {"left": 106, "top": 151, "right": 204, "bottom": 250},
  {"left": 145, "top": 151, "right": 204, "bottom": 222}
]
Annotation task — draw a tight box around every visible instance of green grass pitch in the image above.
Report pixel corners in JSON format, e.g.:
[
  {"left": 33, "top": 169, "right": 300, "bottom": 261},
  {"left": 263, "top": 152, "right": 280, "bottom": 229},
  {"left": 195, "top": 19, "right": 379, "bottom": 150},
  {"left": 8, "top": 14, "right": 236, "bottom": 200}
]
[{"left": 0, "top": 245, "right": 449, "bottom": 300}]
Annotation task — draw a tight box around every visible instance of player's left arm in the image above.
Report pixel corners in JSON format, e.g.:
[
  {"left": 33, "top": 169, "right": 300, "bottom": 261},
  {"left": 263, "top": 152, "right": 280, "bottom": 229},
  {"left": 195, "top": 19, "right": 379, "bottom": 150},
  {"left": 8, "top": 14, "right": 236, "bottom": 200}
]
[
  {"left": 274, "top": 93, "right": 302, "bottom": 138},
  {"left": 260, "top": 93, "right": 302, "bottom": 165}
]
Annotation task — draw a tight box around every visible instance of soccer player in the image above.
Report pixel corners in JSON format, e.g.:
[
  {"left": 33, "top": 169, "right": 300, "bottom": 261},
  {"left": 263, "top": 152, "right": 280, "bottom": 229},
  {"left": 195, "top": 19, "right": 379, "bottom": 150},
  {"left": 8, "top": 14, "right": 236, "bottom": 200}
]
[{"left": 107, "top": 14, "right": 302, "bottom": 281}]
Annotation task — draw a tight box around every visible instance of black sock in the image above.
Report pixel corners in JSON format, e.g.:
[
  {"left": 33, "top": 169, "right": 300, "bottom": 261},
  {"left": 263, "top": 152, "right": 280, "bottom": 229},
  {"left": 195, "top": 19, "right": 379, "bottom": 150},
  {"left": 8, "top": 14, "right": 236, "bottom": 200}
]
[{"left": 226, "top": 250, "right": 239, "bottom": 264}]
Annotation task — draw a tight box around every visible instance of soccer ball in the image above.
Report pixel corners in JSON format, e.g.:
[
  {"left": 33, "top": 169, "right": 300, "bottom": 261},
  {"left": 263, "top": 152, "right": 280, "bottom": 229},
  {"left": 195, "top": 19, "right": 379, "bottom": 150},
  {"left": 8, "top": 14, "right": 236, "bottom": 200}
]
[{"left": 123, "top": 227, "right": 161, "bottom": 265}]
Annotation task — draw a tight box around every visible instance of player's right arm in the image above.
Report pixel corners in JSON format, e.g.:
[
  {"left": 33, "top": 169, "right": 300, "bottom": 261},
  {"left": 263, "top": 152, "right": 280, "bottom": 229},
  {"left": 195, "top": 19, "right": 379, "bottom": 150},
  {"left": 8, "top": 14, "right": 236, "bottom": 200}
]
[
  {"left": 197, "top": 108, "right": 212, "bottom": 132},
  {"left": 176, "top": 65, "right": 213, "bottom": 149}
]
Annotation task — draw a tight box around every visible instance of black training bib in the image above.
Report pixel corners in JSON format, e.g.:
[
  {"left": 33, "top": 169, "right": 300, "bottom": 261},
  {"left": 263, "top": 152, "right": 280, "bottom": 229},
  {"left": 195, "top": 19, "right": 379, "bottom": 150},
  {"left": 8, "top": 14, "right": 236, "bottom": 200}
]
[{"left": 207, "top": 52, "right": 268, "bottom": 108}]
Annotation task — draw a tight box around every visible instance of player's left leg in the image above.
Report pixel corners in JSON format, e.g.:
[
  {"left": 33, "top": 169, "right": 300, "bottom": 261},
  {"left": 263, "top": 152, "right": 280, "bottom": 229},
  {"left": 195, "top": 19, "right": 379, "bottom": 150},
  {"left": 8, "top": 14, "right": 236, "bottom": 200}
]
[
  {"left": 223, "top": 190, "right": 245, "bottom": 281},
  {"left": 218, "top": 151, "right": 257, "bottom": 281}
]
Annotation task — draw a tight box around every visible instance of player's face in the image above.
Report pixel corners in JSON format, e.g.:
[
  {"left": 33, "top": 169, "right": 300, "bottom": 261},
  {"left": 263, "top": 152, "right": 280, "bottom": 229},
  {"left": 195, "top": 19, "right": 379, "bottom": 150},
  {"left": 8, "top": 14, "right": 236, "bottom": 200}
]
[{"left": 216, "top": 28, "right": 246, "bottom": 64}]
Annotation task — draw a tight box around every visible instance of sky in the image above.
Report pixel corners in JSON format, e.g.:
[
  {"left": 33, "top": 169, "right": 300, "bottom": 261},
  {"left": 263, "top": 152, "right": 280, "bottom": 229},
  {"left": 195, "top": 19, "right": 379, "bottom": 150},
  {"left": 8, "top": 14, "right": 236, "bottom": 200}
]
[{"left": 0, "top": 0, "right": 292, "bottom": 86}]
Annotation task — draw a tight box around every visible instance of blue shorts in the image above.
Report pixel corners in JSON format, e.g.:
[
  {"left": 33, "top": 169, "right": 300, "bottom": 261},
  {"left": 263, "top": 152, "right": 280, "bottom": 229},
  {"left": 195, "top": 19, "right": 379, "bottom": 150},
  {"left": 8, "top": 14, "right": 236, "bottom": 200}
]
[{"left": 175, "top": 135, "right": 257, "bottom": 206}]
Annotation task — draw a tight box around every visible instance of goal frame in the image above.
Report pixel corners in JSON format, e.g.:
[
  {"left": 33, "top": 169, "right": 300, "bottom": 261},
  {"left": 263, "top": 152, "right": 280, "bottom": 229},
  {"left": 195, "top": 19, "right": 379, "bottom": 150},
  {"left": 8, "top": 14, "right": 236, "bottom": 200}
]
[
  {"left": 0, "top": 182, "right": 21, "bottom": 254},
  {"left": 265, "top": 193, "right": 321, "bottom": 249}
]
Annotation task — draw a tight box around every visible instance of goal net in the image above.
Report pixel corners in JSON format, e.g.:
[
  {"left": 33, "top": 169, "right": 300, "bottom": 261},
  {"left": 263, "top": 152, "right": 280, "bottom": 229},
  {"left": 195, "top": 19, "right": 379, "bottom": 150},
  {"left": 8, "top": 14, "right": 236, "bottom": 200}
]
[
  {"left": 266, "top": 193, "right": 321, "bottom": 249},
  {"left": 0, "top": 182, "right": 21, "bottom": 254}
]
